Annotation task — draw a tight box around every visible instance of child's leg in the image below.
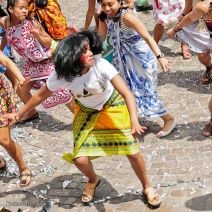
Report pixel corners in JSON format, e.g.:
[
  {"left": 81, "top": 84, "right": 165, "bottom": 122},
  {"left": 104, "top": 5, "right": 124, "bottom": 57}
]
[
  {"left": 198, "top": 52, "right": 212, "bottom": 84},
  {"left": 153, "top": 23, "right": 164, "bottom": 44},
  {"left": 16, "top": 80, "right": 38, "bottom": 120},
  {"left": 202, "top": 97, "right": 212, "bottom": 137},
  {"left": 74, "top": 156, "right": 98, "bottom": 183},
  {"left": 0, "top": 126, "right": 26, "bottom": 172},
  {"left": 0, "top": 126, "right": 31, "bottom": 186},
  {"left": 74, "top": 156, "right": 100, "bottom": 202},
  {"left": 127, "top": 153, "right": 161, "bottom": 207},
  {"left": 127, "top": 153, "right": 150, "bottom": 189}
]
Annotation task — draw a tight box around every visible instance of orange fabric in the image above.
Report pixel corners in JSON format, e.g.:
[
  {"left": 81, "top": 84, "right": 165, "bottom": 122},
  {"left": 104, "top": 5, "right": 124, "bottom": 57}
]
[{"left": 28, "top": 0, "right": 68, "bottom": 39}]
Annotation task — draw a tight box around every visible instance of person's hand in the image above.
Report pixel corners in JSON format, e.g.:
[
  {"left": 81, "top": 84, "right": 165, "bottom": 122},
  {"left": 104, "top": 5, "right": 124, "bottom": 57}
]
[
  {"left": 66, "top": 26, "right": 80, "bottom": 36},
  {"left": 158, "top": 57, "right": 172, "bottom": 72},
  {"left": 18, "top": 76, "right": 30, "bottom": 87},
  {"left": 167, "top": 28, "right": 176, "bottom": 39},
  {"left": 131, "top": 121, "right": 147, "bottom": 135},
  {"left": 30, "top": 21, "right": 41, "bottom": 39},
  {"left": 3, "top": 112, "right": 20, "bottom": 125}
]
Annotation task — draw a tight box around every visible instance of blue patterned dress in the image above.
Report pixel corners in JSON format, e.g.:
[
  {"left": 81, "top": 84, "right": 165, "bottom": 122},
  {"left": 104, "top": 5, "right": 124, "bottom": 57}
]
[{"left": 106, "top": 9, "right": 167, "bottom": 118}]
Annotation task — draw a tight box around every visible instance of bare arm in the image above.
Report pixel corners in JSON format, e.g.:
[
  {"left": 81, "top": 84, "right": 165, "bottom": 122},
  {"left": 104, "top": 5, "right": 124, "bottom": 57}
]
[
  {"left": 30, "top": 20, "right": 52, "bottom": 48},
  {"left": 111, "top": 74, "right": 146, "bottom": 135},
  {"left": 0, "top": 50, "right": 25, "bottom": 85},
  {"left": 124, "top": 12, "right": 171, "bottom": 72},
  {"left": 4, "top": 85, "right": 52, "bottom": 124},
  {"left": 182, "top": 0, "right": 193, "bottom": 15},
  {"left": 167, "top": 2, "right": 210, "bottom": 38},
  {"left": 84, "top": 0, "right": 96, "bottom": 30},
  {"left": 98, "top": 19, "right": 108, "bottom": 41}
]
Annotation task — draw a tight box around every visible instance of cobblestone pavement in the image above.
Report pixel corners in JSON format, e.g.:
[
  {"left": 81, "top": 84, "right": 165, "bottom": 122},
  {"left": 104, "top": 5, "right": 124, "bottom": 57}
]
[{"left": 0, "top": 1, "right": 211, "bottom": 211}]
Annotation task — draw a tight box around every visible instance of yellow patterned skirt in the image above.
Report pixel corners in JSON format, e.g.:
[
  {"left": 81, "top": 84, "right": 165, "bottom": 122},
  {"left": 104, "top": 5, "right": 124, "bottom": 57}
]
[{"left": 63, "top": 90, "right": 140, "bottom": 163}]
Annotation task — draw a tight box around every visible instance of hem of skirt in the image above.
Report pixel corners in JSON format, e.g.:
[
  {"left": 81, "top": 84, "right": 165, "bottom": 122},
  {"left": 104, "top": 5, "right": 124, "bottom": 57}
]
[
  {"left": 64, "top": 149, "right": 140, "bottom": 163},
  {"left": 27, "top": 76, "right": 49, "bottom": 81},
  {"left": 75, "top": 150, "right": 140, "bottom": 158},
  {"left": 138, "top": 110, "right": 168, "bottom": 119}
]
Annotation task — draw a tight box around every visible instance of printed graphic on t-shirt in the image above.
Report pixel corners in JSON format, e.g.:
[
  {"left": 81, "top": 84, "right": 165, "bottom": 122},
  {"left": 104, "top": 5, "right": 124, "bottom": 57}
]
[{"left": 75, "top": 81, "right": 106, "bottom": 98}]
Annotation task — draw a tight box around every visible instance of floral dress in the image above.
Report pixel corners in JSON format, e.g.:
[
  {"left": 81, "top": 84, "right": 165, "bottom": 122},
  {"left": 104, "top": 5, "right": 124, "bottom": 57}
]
[
  {"left": 106, "top": 9, "right": 167, "bottom": 118},
  {"left": 151, "top": 0, "right": 185, "bottom": 26},
  {"left": 0, "top": 75, "right": 16, "bottom": 127},
  {"left": 5, "top": 19, "right": 72, "bottom": 109}
]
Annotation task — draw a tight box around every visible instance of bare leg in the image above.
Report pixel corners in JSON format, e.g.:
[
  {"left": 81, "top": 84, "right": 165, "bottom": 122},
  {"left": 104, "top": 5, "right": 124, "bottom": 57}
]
[
  {"left": 127, "top": 153, "right": 161, "bottom": 207},
  {"left": 5, "top": 70, "right": 19, "bottom": 90},
  {"left": 198, "top": 52, "right": 211, "bottom": 67},
  {"left": 127, "top": 153, "right": 151, "bottom": 190},
  {"left": 181, "top": 43, "right": 192, "bottom": 60},
  {"left": 74, "top": 156, "right": 98, "bottom": 183},
  {"left": 16, "top": 81, "right": 38, "bottom": 120},
  {"left": 198, "top": 52, "right": 212, "bottom": 84},
  {"left": 153, "top": 23, "right": 164, "bottom": 44},
  {"left": 5, "top": 72, "right": 37, "bottom": 119},
  {"left": 209, "top": 97, "right": 212, "bottom": 114},
  {"left": 74, "top": 156, "right": 100, "bottom": 202},
  {"left": 0, "top": 126, "right": 27, "bottom": 173}
]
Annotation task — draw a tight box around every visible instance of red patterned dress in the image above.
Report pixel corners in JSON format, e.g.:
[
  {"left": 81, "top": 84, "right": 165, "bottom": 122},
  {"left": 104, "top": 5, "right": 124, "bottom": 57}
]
[{"left": 5, "top": 19, "right": 71, "bottom": 108}]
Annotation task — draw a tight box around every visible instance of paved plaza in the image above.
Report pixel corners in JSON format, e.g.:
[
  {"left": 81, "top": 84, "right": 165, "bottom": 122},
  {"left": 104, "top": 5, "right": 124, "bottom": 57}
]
[{"left": 0, "top": 0, "right": 211, "bottom": 211}]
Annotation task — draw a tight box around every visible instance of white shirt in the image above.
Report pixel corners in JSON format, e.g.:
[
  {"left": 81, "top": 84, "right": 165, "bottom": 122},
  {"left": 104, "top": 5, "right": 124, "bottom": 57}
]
[{"left": 47, "top": 56, "right": 118, "bottom": 110}]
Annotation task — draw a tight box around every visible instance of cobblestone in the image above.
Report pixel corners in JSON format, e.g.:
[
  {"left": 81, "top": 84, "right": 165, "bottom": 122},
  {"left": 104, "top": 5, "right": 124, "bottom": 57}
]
[{"left": 0, "top": 0, "right": 211, "bottom": 211}]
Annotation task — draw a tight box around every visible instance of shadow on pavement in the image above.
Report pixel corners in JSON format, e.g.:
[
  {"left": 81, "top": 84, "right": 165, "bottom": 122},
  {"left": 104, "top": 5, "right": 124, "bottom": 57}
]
[
  {"left": 0, "top": 173, "right": 146, "bottom": 210},
  {"left": 16, "top": 111, "right": 73, "bottom": 133},
  {"left": 137, "top": 120, "right": 210, "bottom": 142},
  {"left": 158, "top": 70, "right": 211, "bottom": 95},
  {"left": 185, "top": 193, "right": 212, "bottom": 211}
]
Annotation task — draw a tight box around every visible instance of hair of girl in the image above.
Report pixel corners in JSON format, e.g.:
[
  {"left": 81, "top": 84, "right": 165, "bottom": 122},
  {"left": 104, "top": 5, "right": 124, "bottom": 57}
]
[
  {"left": 79, "top": 31, "right": 103, "bottom": 55},
  {"left": 53, "top": 33, "right": 90, "bottom": 82}
]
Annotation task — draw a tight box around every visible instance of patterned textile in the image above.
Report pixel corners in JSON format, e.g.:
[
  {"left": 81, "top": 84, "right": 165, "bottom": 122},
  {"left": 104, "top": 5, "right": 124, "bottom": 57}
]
[
  {"left": 106, "top": 9, "right": 167, "bottom": 118},
  {"left": 175, "top": 0, "right": 212, "bottom": 53},
  {"left": 5, "top": 19, "right": 53, "bottom": 80},
  {"left": 5, "top": 19, "right": 72, "bottom": 108},
  {"left": 63, "top": 91, "right": 139, "bottom": 163},
  {"left": 151, "top": 0, "right": 185, "bottom": 26},
  {"left": 0, "top": 75, "right": 17, "bottom": 127},
  {"left": 28, "top": 0, "right": 68, "bottom": 40},
  {"left": 176, "top": 21, "right": 212, "bottom": 53}
]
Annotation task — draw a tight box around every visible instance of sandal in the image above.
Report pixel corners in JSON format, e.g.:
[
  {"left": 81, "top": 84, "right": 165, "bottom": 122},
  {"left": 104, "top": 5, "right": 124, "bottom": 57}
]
[
  {"left": 202, "top": 120, "right": 212, "bottom": 137},
  {"left": 18, "top": 112, "right": 39, "bottom": 124},
  {"left": 0, "top": 156, "right": 6, "bottom": 170},
  {"left": 19, "top": 169, "right": 32, "bottom": 187},
  {"left": 143, "top": 187, "right": 161, "bottom": 208},
  {"left": 181, "top": 43, "right": 192, "bottom": 60},
  {"left": 201, "top": 66, "right": 212, "bottom": 85},
  {"left": 82, "top": 178, "right": 101, "bottom": 203}
]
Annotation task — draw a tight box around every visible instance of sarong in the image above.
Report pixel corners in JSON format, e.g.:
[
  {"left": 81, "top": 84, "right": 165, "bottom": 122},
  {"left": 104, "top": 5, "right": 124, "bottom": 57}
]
[{"left": 63, "top": 91, "right": 139, "bottom": 163}]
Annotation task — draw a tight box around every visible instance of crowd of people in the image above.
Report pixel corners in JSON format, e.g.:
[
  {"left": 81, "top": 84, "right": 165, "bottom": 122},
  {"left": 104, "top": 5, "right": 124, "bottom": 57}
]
[{"left": 0, "top": 0, "right": 211, "bottom": 208}]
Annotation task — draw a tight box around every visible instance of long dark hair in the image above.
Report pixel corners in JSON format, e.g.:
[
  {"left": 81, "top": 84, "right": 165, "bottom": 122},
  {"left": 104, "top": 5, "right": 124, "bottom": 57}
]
[{"left": 53, "top": 31, "right": 103, "bottom": 82}]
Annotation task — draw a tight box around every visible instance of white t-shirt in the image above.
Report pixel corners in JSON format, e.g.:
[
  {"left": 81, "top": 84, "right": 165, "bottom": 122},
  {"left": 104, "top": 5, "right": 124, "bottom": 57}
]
[{"left": 47, "top": 56, "right": 118, "bottom": 110}]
